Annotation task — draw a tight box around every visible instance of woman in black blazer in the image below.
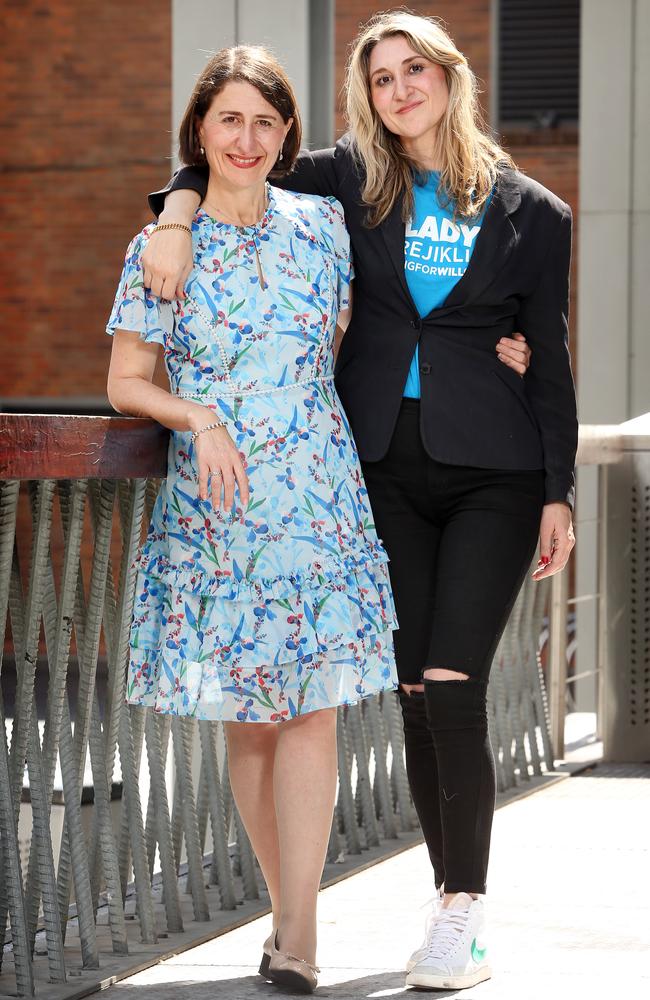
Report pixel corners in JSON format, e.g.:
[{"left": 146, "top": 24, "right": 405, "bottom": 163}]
[{"left": 141, "top": 11, "right": 577, "bottom": 991}]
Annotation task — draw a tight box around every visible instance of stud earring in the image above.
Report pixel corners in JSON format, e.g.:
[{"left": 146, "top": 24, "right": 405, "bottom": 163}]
[
  {"left": 200, "top": 146, "right": 205, "bottom": 155},
  {"left": 278, "top": 147, "right": 283, "bottom": 163}
]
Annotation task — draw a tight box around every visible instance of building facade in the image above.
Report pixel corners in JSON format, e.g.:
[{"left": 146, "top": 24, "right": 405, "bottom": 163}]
[{"left": 1, "top": 0, "right": 582, "bottom": 408}]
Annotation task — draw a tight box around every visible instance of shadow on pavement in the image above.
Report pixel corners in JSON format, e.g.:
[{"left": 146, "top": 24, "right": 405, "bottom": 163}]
[{"left": 104, "top": 969, "right": 464, "bottom": 998}]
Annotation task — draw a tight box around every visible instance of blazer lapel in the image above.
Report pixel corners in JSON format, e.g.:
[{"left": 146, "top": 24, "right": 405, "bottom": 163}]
[
  {"left": 439, "top": 167, "right": 522, "bottom": 313},
  {"left": 379, "top": 194, "right": 418, "bottom": 313},
  {"left": 378, "top": 168, "right": 522, "bottom": 320}
]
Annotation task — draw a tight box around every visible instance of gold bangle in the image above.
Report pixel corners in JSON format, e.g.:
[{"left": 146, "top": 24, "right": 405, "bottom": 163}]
[{"left": 154, "top": 222, "right": 192, "bottom": 236}]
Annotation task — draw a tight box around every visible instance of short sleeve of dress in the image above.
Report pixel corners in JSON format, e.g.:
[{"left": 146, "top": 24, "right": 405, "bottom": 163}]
[
  {"left": 106, "top": 231, "right": 173, "bottom": 346},
  {"left": 321, "top": 196, "right": 354, "bottom": 314}
]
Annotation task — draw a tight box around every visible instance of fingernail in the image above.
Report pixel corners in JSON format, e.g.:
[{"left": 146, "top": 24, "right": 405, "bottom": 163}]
[{"left": 540, "top": 555, "right": 551, "bottom": 565}]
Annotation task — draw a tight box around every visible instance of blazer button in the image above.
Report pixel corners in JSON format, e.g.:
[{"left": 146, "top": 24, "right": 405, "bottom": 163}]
[
  {"left": 410, "top": 318, "right": 422, "bottom": 331},
  {"left": 419, "top": 362, "right": 432, "bottom": 375}
]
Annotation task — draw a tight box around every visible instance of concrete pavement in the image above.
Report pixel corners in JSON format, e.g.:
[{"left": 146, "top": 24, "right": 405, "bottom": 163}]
[{"left": 97, "top": 762, "right": 650, "bottom": 1000}]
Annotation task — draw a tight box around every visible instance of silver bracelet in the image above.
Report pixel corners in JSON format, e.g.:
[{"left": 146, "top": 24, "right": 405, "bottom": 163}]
[{"left": 190, "top": 419, "right": 226, "bottom": 444}]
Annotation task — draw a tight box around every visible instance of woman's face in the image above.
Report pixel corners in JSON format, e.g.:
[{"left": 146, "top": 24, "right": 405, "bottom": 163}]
[
  {"left": 368, "top": 34, "right": 449, "bottom": 148},
  {"left": 198, "top": 80, "right": 292, "bottom": 189}
]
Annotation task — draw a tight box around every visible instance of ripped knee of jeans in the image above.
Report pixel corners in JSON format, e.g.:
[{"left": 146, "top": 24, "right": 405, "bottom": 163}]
[{"left": 422, "top": 666, "right": 470, "bottom": 682}]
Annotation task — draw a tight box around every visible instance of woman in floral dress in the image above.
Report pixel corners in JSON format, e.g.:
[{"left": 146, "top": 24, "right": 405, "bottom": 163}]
[{"left": 106, "top": 45, "right": 397, "bottom": 993}]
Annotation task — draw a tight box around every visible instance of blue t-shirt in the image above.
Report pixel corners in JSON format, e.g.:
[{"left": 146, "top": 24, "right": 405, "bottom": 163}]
[{"left": 403, "top": 172, "right": 491, "bottom": 398}]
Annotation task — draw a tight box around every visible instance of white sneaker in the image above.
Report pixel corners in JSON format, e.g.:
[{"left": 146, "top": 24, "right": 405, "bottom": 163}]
[
  {"left": 405, "top": 888, "right": 444, "bottom": 973},
  {"left": 405, "top": 892, "right": 491, "bottom": 990}
]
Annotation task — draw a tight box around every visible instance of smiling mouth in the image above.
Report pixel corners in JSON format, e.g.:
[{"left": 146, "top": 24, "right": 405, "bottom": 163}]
[
  {"left": 396, "top": 101, "right": 423, "bottom": 115},
  {"left": 227, "top": 154, "right": 264, "bottom": 169}
]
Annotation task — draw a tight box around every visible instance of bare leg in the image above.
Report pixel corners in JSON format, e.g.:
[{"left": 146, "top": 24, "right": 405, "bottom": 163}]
[
  {"left": 401, "top": 682, "right": 425, "bottom": 694},
  {"left": 274, "top": 707, "right": 338, "bottom": 965},
  {"left": 224, "top": 721, "right": 282, "bottom": 922}
]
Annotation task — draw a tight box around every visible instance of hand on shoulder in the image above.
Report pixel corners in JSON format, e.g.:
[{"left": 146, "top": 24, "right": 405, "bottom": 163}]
[{"left": 141, "top": 220, "right": 193, "bottom": 301}]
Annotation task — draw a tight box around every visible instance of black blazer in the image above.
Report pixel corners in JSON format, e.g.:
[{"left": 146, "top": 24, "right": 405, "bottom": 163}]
[{"left": 150, "top": 135, "right": 578, "bottom": 508}]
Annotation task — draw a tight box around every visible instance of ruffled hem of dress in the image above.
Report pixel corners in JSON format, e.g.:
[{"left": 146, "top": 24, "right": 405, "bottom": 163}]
[
  {"left": 125, "top": 630, "right": 398, "bottom": 723},
  {"left": 130, "top": 557, "right": 398, "bottom": 671},
  {"left": 133, "top": 538, "right": 392, "bottom": 602}
]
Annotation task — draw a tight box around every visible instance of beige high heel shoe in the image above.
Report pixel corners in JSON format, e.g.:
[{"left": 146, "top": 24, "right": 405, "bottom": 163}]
[
  {"left": 259, "top": 932, "right": 274, "bottom": 977},
  {"left": 267, "top": 931, "right": 320, "bottom": 993}
]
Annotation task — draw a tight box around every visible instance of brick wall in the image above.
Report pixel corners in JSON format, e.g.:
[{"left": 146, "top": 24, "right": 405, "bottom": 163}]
[
  {"left": 333, "top": 2, "right": 579, "bottom": 365},
  {"left": 0, "top": 2, "right": 172, "bottom": 402}
]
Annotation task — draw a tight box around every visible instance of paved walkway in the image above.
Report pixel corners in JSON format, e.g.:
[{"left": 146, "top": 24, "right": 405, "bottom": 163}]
[{"left": 100, "top": 763, "right": 649, "bottom": 1000}]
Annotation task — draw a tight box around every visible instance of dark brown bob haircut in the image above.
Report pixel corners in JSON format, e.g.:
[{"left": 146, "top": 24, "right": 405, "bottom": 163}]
[{"left": 178, "top": 45, "right": 302, "bottom": 179}]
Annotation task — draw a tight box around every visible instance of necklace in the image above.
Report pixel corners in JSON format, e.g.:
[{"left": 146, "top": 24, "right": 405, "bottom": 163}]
[
  {"left": 201, "top": 193, "right": 269, "bottom": 290},
  {"left": 252, "top": 240, "right": 268, "bottom": 291}
]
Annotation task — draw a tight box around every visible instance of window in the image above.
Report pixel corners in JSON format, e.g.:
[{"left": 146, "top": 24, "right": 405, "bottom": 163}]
[{"left": 497, "top": 0, "right": 580, "bottom": 128}]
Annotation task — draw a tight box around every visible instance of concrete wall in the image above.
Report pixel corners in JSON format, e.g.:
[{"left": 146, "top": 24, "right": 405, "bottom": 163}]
[
  {"left": 575, "top": 0, "right": 650, "bottom": 711},
  {"left": 577, "top": 0, "right": 650, "bottom": 426}
]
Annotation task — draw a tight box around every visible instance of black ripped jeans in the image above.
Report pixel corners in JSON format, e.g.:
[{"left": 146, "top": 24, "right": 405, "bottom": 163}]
[{"left": 362, "top": 400, "right": 544, "bottom": 893}]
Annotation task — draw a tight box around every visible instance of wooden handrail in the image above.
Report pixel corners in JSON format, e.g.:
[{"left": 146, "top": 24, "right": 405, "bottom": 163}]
[
  {"left": 2, "top": 414, "right": 647, "bottom": 479},
  {"left": 0, "top": 414, "right": 169, "bottom": 480}
]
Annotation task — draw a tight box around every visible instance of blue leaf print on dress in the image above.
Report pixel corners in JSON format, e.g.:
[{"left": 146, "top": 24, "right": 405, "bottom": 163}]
[{"left": 106, "top": 187, "right": 397, "bottom": 722}]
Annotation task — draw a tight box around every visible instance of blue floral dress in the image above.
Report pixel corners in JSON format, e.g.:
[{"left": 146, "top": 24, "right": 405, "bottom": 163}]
[{"left": 107, "top": 186, "right": 398, "bottom": 722}]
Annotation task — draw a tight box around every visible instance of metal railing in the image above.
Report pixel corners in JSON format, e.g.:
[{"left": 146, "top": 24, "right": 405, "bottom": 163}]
[
  {"left": 0, "top": 413, "right": 561, "bottom": 997},
  {"left": 546, "top": 418, "right": 650, "bottom": 759}
]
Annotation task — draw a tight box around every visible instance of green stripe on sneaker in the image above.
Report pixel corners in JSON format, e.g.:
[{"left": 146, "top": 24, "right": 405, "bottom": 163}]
[{"left": 471, "top": 938, "right": 487, "bottom": 963}]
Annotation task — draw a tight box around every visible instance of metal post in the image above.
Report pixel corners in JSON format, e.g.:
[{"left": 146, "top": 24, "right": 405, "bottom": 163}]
[
  {"left": 549, "top": 569, "right": 569, "bottom": 759},
  {"left": 596, "top": 464, "right": 609, "bottom": 741}
]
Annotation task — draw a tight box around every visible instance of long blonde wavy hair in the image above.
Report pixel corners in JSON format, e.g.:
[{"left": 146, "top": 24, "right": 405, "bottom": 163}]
[{"left": 345, "top": 11, "right": 515, "bottom": 226}]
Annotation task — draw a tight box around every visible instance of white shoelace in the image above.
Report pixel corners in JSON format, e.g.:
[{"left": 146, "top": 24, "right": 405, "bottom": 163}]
[
  {"left": 422, "top": 908, "right": 470, "bottom": 960},
  {"left": 422, "top": 897, "right": 442, "bottom": 934},
  {"left": 410, "top": 892, "right": 444, "bottom": 958}
]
